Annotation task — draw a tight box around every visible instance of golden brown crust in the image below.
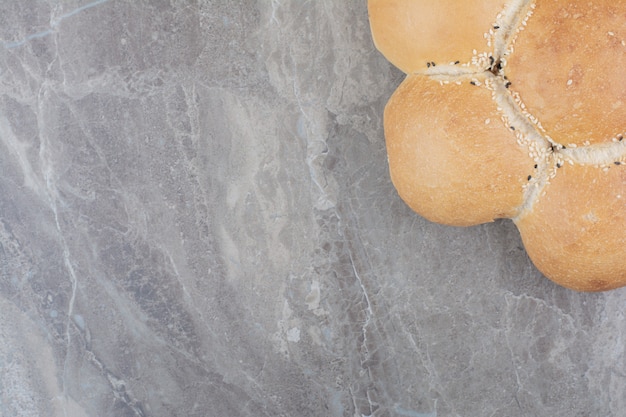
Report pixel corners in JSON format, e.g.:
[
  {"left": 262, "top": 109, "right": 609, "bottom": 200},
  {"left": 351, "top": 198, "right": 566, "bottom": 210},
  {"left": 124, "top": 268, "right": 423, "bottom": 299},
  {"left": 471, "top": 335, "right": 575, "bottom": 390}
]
[
  {"left": 515, "top": 163, "right": 626, "bottom": 291},
  {"left": 368, "top": 0, "right": 505, "bottom": 73},
  {"left": 385, "top": 75, "right": 533, "bottom": 226},
  {"left": 506, "top": 0, "right": 626, "bottom": 146}
]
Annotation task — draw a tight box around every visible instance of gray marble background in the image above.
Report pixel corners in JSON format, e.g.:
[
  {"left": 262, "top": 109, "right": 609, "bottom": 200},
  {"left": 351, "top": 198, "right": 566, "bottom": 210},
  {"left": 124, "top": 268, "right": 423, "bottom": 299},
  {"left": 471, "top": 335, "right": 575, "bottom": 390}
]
[{"left": 0, "top": 1, "right": 624, "bottom": 416}]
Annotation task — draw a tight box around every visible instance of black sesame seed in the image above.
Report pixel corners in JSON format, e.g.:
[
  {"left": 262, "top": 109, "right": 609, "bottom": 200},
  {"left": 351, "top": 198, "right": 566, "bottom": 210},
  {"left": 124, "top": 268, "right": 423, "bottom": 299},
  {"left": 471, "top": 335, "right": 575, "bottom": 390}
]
[
  {"left": 527, "top": 175, "right": 532, "bottom": 181},
  {"left": 505, "top": 81, "right": 512, "bottom": 88},
  {"left": 510, "top": 126, "right": 515, "bottom": 130},
  {"left": 426, "top": 62, "right": 431, "bottom": 68},
  {"left": 431, "top": 61, "right": 436, "bottom": 67},
  {"left": 615, "top": 161, "right": 622, "bottom": 165},
  {"left": 619, "top": 135, "right": 624, "bottom": 141},
  {"left": 470, "top": 81, "right": 477, "bottom": 86},
  {"left": 488, "top": 58, "right": 502, "bottom": 75},
  {"left": 454, "top": 60, "right": 460, "bottom": 65},
  {"left": 557, "top": 163, "right": 562, "bottom": 168},
  {"left": 534, "top": 164, "right": 538, "bottom": 169},
  {"left": 494, "top": 25, "right": 500, "bottom": 29}
]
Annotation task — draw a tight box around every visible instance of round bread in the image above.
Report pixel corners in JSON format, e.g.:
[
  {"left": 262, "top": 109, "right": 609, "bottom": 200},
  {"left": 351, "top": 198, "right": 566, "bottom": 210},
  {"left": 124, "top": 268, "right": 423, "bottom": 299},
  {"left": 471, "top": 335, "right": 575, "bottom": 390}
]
[{"left": 369, "top": 0, "right": 626, "bottom": 291}]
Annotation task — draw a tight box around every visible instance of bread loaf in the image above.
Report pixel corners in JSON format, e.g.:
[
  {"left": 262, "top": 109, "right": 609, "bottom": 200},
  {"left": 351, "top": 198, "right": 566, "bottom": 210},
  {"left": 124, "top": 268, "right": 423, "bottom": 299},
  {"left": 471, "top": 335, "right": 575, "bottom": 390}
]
[{"left": 369, "top": 0, "right": 626, "bottom": 291}]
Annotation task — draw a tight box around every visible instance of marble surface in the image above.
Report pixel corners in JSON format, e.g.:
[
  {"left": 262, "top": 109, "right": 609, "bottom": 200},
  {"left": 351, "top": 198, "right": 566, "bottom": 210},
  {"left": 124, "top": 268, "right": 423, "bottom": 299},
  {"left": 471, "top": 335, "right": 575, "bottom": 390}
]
[{"left": 0, "top": 1, "right": 625, "bottom": 416}]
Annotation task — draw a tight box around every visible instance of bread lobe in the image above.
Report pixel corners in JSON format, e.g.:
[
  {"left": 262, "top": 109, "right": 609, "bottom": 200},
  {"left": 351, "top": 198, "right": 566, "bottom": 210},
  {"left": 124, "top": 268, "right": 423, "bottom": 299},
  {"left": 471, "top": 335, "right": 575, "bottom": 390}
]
[
  {"left": 515, "top": 164, "right": 626, "bottom": 291},
  {"left": 384, "top": 74, "right": 533, "bottom": 226},
  {"left": 506, "top": 0, "right": 626, "bottom": 146},
  {"left": 368, "top": 0, "right": 508, "bottom": 73}
]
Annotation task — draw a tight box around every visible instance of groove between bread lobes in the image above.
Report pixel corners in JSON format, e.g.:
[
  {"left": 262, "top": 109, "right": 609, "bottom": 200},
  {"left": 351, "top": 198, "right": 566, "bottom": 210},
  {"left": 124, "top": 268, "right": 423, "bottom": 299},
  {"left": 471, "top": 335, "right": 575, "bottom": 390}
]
[{"left": 369, "top": 0, "right": 626, "bottom": 291}]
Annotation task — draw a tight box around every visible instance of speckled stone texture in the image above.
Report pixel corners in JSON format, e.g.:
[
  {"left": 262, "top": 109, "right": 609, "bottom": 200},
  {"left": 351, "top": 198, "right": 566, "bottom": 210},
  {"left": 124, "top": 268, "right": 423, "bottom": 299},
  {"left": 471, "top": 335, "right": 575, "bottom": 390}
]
[{"left": 0, "top": 1, "right": 624, "bottom": 416}]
